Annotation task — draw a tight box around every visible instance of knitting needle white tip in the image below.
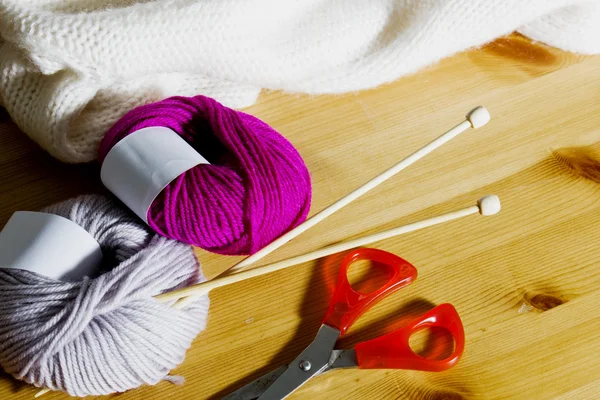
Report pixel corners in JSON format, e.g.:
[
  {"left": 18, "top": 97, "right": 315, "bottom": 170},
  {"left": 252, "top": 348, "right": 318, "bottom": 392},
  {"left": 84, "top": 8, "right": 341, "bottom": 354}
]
[
  {"left": 34, "top": 389, "right": 51, "bottom": 398},
  {"left": 477, "top": 195, "right": 501, "bottom": 216},
  {"left": 466, "top": 106, "right": 491, "bottom": 129}
]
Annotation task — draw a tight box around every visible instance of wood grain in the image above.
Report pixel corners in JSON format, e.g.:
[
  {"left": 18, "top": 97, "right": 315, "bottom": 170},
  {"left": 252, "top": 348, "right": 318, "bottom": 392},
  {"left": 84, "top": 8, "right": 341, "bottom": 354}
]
[{"left": 1, "top": 34, "right": 600, "bottom": 399}]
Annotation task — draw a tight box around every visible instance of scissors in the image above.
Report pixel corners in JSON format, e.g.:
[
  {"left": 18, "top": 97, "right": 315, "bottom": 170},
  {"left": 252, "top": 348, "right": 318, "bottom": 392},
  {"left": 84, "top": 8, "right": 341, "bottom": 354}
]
[{"left": 223, "top": 248, "right": 465, "bottom": 400}]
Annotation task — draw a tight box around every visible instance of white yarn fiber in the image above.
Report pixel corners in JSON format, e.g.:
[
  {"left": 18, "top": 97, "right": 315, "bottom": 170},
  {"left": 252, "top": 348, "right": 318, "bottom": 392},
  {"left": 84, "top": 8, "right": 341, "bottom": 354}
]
[
  {"left": 0, "top": 195, "right": 210, "bottom": 397},
  {"left": 0, "top": 0, "right": 598, "bottom": 163}
]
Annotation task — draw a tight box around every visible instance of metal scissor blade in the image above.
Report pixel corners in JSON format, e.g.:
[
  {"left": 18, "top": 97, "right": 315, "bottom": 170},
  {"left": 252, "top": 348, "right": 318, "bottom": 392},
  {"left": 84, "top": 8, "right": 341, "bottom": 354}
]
[
  {"left": 257, "top": 324, "right": 340, "bottom": 400},
  {"left": 222, "top": 346, "right": 357, "bottom": 399},
  {"left": 328, "top": 349, "right": 358, "bottom": 370},
  {"left": 222, "top": 366, "right": 288, "bottom": 400}
]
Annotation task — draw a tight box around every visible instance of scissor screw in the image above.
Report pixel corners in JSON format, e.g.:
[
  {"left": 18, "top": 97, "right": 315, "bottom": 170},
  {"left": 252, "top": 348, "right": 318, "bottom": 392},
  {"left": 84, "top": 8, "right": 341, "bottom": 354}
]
[{"left": 299, "top": 360, "right": 312, "bottom": 371}]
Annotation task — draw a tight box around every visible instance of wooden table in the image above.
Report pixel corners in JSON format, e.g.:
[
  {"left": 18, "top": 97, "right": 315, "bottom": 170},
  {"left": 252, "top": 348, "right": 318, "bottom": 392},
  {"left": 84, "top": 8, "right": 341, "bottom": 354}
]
[{"left": 1, "top": 34, "right": 600, "bottom": 399}]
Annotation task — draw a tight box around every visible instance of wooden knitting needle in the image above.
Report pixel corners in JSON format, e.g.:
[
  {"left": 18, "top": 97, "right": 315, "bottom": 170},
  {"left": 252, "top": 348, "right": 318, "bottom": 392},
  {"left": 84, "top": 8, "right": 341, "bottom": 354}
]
[
  {"left": 226, "top": 106, "right": 490, "bottom": 275},
  {"left": 156, "top": 195, "right": 501, "bottom": 304}
]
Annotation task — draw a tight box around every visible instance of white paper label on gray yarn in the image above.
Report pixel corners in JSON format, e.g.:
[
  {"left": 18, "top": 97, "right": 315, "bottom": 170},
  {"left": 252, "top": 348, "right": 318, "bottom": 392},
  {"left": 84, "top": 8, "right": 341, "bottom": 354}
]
[
  {"left": 0, "top": 211, "right": 103, "bottom": 281},
  {"left": 100, "top": 127, "right": 209, "bottom": 223}
]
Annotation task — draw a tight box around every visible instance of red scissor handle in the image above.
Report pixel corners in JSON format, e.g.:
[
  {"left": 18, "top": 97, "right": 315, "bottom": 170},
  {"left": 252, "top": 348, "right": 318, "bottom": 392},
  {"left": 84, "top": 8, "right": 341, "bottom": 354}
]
[
  {"left": 322, "top": 248, "right": 417, "bottom": 335},
  {"left": 355, "top": 303, "right": 465, "bottom": 371}
]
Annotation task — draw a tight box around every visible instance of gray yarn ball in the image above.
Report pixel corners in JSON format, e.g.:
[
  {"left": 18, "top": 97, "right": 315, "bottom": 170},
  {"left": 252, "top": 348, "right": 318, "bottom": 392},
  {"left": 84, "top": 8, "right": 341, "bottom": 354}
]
[{"left": 0, "top": 195, "right": 210, "bottom": 397}]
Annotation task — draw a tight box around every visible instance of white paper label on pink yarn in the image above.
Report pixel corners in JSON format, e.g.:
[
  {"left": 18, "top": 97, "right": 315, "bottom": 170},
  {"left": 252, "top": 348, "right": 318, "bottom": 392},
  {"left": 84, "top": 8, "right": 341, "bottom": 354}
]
[
  {"left": 0, "top": 211, "right": 103, "bottom": 281},
  {"left": 100, "top": 127, "right": 209, "bottom": 223}
]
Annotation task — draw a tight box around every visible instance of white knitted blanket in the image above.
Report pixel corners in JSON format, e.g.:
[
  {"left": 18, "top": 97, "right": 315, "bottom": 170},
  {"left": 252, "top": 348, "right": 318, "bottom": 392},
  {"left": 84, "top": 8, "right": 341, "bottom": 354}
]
[{"left": 1, "top": 1, "right": 598, "bottom": 163}]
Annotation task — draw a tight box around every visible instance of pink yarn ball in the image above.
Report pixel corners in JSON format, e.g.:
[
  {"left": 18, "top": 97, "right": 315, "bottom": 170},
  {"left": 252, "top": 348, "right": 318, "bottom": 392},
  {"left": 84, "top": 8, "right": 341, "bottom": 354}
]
[{"left": 99, "top": 96, "right": 311, "bottom": 255}]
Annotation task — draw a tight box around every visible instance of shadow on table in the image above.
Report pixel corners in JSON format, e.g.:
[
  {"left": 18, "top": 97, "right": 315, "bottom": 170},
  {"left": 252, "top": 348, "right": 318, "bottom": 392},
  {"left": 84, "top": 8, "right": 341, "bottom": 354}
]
[
  {"left": 0, "top": 370, "right": 34, "bottom": 396},
  {"left": 0, "top": 115, "right": 106, "bottom": 226}
]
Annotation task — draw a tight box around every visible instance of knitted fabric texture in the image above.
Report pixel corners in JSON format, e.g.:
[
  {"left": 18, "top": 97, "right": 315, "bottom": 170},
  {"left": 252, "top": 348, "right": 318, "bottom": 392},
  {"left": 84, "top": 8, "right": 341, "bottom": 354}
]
[
  {"left": 99, "top": 95, "right": 312, "bottom": 255},
  {"left": 0, "top": 0, "right": 599, "bottom": 162},
  {"left": 0, "top": 195, "right": 210, "bottom": 397}
]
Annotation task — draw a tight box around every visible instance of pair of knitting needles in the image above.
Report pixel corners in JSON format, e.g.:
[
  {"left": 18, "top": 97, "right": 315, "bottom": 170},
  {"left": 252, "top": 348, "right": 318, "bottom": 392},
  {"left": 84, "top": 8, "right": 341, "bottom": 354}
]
[
  {"left": 157, "top": 106, "right": 496, "bottom": 306},
  {"left": 35, "top": 106, "right": 496, "bottom": 398}
]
